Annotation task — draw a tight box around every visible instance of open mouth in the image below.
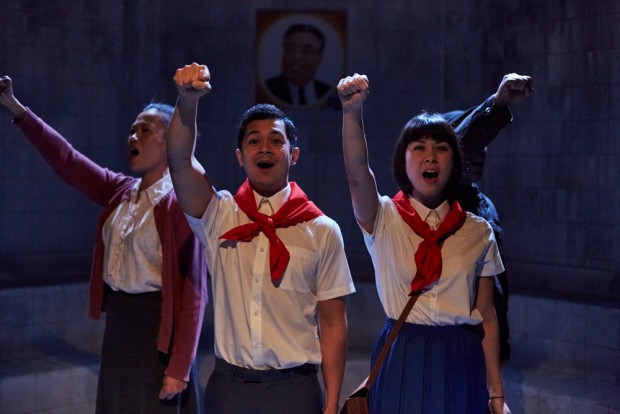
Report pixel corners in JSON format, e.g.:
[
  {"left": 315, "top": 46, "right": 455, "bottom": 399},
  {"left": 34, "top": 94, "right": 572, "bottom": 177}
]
[
  {"left": 129, "top": 148, "right": 139, "bottom": 158},
  {"left": 257, "top": 161, "right": 275, "bottom": 169},
  {"left": 422, "top": 171, "right": 439, "bottom": 179}
]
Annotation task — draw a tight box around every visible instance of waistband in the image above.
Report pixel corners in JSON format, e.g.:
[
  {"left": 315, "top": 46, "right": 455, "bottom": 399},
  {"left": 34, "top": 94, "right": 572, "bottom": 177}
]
[
  {"left": 105, "top": 284, "right": 161, "bottom": 297},
  {"left": 214, "top": 358, "right": 318, "bottom": 383},
  {"left": 384, "top": 318, "right": 484, "bottom": 338}
]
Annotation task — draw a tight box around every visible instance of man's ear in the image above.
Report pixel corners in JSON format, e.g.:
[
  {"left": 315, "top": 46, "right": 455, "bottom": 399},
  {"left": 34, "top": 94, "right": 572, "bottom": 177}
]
[
  {"left": 291, "top": 146, "right": 300, "bottom": 166},
  {"left": 235, "top": 148, "right": 244, "bottom": 166}
]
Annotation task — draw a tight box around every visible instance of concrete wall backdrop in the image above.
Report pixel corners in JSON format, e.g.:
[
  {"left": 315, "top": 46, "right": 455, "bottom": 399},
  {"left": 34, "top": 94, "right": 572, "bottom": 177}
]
[{"left": 1, "top": 0, "right": 619, "bottom": 305}]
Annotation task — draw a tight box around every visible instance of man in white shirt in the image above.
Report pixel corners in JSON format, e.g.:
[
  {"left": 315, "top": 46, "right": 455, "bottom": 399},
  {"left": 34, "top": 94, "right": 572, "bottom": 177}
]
[{"left": 166, "top": 62, "right": 355, "bottom": 414}]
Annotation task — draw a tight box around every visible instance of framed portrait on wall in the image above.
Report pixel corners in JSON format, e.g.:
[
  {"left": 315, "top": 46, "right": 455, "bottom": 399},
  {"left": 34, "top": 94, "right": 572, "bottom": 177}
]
[{"left": 256, "top": 10, "right": 347, "bottom": 109}]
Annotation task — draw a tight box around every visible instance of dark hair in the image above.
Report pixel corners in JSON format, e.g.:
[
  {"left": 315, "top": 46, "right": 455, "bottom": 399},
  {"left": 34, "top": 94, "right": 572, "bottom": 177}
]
[
  {"left": 142, "top": 102, "right": 174, "bottom": 128},
  {"left": 283, "top": 23, "right": 325, "bottom": 52},
  {"left": 236, "top": 103, "right": 298, "bottom": 150},
  {"left": 392, "top": 112, "right": 463, "bottom": 200}
]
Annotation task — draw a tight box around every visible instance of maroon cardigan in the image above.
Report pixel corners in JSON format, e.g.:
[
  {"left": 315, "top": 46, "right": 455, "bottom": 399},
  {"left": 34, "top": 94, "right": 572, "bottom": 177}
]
[{"left": 16, "top": 109, "right": 208, "bottom": 381}]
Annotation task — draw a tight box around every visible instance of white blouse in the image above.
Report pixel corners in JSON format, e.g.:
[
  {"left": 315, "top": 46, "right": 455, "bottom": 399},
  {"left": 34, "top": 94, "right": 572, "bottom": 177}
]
[{"left": 362, "top": 195, "right": 504, "bottom": 325}]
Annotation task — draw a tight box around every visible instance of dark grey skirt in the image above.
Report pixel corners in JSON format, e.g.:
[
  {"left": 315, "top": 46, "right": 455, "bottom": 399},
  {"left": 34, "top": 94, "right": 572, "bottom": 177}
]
[{"left": 96, "top": 287, "right": 201, "bottom": 414}]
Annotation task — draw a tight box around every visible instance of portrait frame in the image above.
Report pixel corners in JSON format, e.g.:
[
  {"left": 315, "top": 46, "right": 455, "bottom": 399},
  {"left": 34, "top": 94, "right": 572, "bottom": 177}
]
[{"left": 255, "top": 10, "right": 347, "bottom": 110}]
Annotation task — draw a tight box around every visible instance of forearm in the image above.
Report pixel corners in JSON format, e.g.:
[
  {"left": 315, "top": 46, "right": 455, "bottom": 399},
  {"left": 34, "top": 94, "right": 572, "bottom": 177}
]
[
  {"left": 318, "top": 298, "right": 348, "bottom": 412},
  {"left": 476, "top": 277, "right": 505, "bottom": 401},
  {"left": 342, "top": 109, "right": 370, "bottom": 180},
  {"left": 165, "top": 308, "right": 203, "bottom": 382},
  {"left": 167, "top": 96, "right": 201, "bottom": 174},
  {"left": 15, "top": 108, "right": 120, "bottom": 205},
  {"left": 5, "top": 96, "right": 27, "bottom": 120},
  {"left": 457, "top": 96, "right": 512, "bottom": 152},
  {"left": 320, "top": 324, "right": 346, "bottom": 412},
  {"left": 342, "top": 108, "right": 379, "bottom": 229},
  {"left": 166, "top": 96, "right": 212, "bottom": 217},
  {"left": 474, "top": 95, "right": 513, "bottom": 143},
  {"left": 482, "top": 311, "right": 504, "bottom": 398},
  {"left": 165, "top": 230, "right": 207, "bottom": 381}
]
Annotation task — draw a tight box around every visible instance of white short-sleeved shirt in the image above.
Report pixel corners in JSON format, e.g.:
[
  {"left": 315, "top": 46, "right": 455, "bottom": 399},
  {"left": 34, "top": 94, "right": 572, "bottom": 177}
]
[
  {"left": 363, "top": 195, "right": 504, "bottom": 325},
  {"left": 186, "top": 184, "right": 355, "bottom": 369}
]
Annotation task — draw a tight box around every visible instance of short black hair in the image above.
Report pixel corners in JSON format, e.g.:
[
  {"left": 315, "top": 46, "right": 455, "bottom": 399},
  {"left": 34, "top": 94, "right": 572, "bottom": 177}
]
[
  {"left": 392, "top": 112, "right": 463, "bottom": 200},
  {"left": 236, "top": 103, "right": 298, "bottom": 150}
]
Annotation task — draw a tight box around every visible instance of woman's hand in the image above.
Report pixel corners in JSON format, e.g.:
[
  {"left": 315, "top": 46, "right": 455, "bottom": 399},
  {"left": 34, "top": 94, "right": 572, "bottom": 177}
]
[
  {"left": 488, "top": 397, "right": 511, "bottom": 414},
  {"left": 0, "top": 76, "right": 27, "bottom": 119},
  {"left": 159, "top": 375, "right": 188, "bottom": 400}
]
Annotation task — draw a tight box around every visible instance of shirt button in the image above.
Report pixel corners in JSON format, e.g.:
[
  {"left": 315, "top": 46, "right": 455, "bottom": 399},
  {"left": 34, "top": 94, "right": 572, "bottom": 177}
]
[
  {"left": 260, "top": 247, "right": 265, "bottom": 252},
  {"left": 431, "top": 293, "right": 436, "bottom": 298}
]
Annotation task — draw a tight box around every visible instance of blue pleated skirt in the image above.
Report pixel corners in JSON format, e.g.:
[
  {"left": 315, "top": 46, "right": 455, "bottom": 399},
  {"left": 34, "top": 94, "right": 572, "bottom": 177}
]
[{"left": 368, "top": 319, "right": 487, "bottom": 414}]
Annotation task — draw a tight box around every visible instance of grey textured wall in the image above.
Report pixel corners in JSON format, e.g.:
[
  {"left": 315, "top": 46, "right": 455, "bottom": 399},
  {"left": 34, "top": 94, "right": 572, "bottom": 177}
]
[{"left": 1, "top": 1, "right": 618, "bottom": 302}]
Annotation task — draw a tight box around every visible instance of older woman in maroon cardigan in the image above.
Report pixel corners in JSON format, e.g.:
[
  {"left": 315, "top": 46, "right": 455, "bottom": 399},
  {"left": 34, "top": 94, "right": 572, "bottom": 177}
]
[{"left": 0, "top": 75, "right": 207, "bottom": 414}]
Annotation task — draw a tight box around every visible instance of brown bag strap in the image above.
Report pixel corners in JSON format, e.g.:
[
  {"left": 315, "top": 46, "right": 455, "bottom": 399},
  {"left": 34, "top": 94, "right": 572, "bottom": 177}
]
[{"left": 365, "top": 293, "right": 420, "bottom": 390}]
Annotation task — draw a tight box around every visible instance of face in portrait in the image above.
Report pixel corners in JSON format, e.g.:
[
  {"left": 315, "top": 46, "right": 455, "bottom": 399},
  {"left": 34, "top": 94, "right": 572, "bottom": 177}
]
[
  {"left": 264, "top": 24, "right": 332, "bottom": 107},
  {"left": 256, "top": 11, "right": 347, "bottom": 109}
]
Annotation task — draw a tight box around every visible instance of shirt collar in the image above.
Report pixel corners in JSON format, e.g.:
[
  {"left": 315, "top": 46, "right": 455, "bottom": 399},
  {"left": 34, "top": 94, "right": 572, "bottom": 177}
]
[
  {"left": 132, "top": 170, "right": 173, "bottom": 205},
  {"left": 253, "top": 183, "right": 291, "bottom": 214},
  {"left": 409, "top": 197, "right": 450, "bottom": 222}
]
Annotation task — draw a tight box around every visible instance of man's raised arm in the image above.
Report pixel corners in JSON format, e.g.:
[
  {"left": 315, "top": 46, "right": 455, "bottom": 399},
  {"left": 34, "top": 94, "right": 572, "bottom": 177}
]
[{"left": 166, "top": 62, "right": 215, "bottom": 218}]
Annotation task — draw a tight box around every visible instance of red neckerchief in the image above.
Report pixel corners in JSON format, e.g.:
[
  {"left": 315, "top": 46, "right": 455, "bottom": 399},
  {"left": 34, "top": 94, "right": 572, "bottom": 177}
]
[
  {"left": 220, "top": 179, "right": 324, "bottom": 287},
  {"left": 392, "top": 191, "right": 466, "bottom": 295}
]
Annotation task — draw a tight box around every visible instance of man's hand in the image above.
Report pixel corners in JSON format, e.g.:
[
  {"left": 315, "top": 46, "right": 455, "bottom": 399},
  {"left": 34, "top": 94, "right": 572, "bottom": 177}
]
[
  {"left": 493, "top": 73, "right": 533, "bottom": 107},
  {"left": 159, "top": 375, "right": 188, "bottom": 400},
  {"left": 173, "top": 62, "right": 212, "bottom": 100},
  {"left": 337, "top": 73, "right": 369, "bottom": 113}
]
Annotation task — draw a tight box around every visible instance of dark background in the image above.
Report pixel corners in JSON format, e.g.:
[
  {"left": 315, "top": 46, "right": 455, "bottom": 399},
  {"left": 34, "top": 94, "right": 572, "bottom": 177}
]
[{"left": 1, "top": 0, "right": 618, "bottom": 305}]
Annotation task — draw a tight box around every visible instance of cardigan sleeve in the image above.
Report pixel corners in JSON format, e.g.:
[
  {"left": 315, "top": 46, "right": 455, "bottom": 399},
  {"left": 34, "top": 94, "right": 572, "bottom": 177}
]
[
  {"left": 156, "top": 195, "right": 208, "bottom": 381},
  {"left": 15, "top": 108, "right": 130, "bottom": 206}
]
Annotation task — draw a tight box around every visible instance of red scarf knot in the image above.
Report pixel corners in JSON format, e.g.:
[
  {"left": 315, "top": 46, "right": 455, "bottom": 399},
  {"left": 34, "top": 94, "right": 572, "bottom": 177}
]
[
  {"left": 220, "top": 179, "right": 324, "bottom": 287},
  {"left": 264, "top": 217, "right": 275, "bottom": 233},
  {"left": 392, "top": 191, "right": 466, "bottom": 295}
]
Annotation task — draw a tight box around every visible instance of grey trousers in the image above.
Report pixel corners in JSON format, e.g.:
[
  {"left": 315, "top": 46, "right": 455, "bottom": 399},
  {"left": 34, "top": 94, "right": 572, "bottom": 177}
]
[{"left": 204, "top": 358, "right": 323, "bottom": 414}]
